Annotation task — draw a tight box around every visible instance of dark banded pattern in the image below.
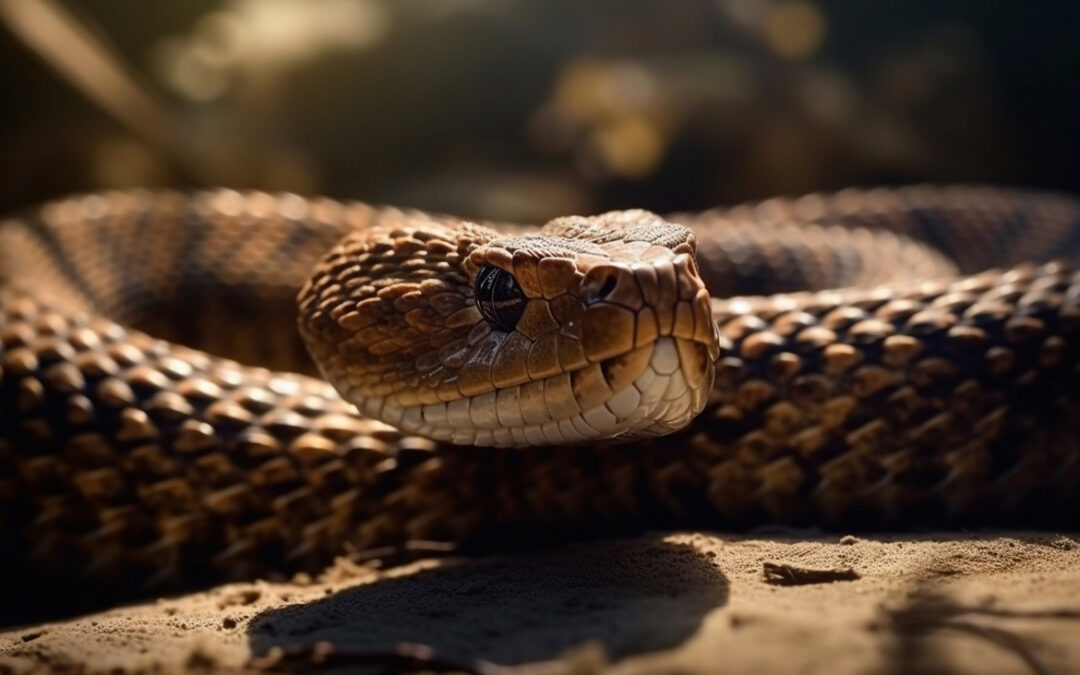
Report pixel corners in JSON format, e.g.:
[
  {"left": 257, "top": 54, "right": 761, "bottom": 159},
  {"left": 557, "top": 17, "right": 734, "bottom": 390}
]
[{"left": 1, "top": 186, "right": 1079, "bottom": 602}]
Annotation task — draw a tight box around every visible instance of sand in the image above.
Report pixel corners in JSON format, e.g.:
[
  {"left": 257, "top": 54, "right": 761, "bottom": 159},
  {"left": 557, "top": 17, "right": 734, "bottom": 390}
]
[{"left": 2, "top": 531, "right": 1080, "bottom": 674}]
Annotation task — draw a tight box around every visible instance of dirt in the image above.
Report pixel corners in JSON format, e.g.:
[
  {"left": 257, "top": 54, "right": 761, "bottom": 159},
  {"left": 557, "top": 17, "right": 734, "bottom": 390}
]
[{"left": 2, "top": 531, "right": 1080, "bottom": 674}]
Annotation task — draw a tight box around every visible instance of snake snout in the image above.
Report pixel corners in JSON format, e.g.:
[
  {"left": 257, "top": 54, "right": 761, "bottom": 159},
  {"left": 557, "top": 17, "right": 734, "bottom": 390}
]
[
  {"left": 575, "top": 251, "right": 720, "bottom": 442},
  {"left": 580, "top": 254, "right": 718, "bottom": 361}
]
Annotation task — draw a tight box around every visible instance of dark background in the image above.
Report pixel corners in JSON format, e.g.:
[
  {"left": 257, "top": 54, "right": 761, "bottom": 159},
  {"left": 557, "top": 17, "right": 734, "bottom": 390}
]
[{"left": 1, "top": 0, "right": 1078, "bottom": 222}]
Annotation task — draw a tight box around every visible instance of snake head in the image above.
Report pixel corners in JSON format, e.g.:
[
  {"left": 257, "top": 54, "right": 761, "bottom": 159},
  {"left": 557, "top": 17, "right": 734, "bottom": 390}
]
[{"left": 298, "top": 208, "right": 719, "bottom": 447}]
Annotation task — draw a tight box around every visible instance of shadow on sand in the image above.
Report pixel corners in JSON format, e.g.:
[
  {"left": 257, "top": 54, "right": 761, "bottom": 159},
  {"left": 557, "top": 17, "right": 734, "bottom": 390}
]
[{"left": 247, "top": 534, "right": 729, "bottom": 666}]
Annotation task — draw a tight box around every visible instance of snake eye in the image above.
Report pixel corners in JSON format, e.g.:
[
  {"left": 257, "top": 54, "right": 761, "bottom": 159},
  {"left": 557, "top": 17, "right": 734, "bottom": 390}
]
[{"left": 475, "top": 264, "right": 526, "bottom": 331}]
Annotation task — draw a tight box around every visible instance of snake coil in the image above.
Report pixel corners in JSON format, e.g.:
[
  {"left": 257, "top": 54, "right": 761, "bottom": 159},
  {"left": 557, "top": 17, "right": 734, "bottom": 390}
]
[{"left": 0, "top": 185, "right": 1079, "bottom": 596}]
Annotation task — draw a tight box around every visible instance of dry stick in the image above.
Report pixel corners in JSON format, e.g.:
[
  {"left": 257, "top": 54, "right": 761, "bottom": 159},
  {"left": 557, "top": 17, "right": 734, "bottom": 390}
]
[
  {"left": 762, "top": 561, "right": 860, "bottom": 586},
  {"left": 0, "top": 0, "right": 228, "bottom": 183}
]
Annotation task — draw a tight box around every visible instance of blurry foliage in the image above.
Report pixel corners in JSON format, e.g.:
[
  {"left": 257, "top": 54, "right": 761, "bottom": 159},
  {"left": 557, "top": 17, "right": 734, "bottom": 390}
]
[{"left": 1, "top": 0, "right": 1078, "bottom": 221}]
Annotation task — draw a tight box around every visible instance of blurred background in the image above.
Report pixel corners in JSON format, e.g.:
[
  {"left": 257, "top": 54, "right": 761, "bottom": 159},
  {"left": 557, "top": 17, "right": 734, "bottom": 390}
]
[{"left": 0, "top": 0, "right": 1077, "bottom": 222}]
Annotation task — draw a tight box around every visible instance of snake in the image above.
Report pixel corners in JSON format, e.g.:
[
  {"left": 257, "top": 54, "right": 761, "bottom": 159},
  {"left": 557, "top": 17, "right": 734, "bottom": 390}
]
[{"left": 2, "top": 185, "right": 1080, "bottom": 599}]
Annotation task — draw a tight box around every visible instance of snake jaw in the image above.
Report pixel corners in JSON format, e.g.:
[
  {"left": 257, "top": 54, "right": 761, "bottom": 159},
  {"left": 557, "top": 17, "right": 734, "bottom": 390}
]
[{"left": 299, "top": 209, "right": 719, "bottom": 447}]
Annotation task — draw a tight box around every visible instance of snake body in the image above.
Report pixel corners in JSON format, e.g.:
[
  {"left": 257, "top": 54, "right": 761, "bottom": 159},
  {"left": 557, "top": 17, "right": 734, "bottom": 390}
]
[{"left": 2, "top": 186, "right": 1080, "bottom": 596}]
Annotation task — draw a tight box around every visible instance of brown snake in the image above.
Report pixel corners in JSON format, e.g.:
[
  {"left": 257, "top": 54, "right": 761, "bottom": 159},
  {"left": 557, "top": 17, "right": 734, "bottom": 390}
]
[{"left": 2, "top": 185, "right": 1080, "bottom": 600}]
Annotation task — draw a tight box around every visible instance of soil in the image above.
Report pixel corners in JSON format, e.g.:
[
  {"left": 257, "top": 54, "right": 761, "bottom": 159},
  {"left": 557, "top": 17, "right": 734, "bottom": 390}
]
[{"left": 2, "top": 530, "right": 1080, "bottom": 674}]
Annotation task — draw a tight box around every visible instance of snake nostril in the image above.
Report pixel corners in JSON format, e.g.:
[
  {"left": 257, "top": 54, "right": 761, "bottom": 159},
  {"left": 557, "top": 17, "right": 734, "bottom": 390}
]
[
  {"left": 582, "top": 266, "right": 622, "bottom": 305},
  {"left": 597, "top": 275, "right": 618, "bottom": 300}
]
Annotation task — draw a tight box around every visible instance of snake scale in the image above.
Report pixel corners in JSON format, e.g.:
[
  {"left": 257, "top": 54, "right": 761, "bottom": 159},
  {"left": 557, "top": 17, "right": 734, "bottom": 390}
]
[{"left": 2, "top": 185, "right": 1080, "bottom": 599}]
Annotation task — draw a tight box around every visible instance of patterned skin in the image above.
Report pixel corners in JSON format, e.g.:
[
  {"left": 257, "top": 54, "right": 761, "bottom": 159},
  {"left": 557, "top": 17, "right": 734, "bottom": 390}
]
[
  {"left": 1, "top": 186, "right": 1079, "bottom": 599},
  {"left": 298, "top": 209, "right": 719, "bottom": 447}
]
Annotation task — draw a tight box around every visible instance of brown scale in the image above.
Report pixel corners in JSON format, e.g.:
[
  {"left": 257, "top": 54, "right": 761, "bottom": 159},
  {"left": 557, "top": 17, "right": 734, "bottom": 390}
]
[{"left": 0, "top": 188, "right": 1079, "bottom": 609}]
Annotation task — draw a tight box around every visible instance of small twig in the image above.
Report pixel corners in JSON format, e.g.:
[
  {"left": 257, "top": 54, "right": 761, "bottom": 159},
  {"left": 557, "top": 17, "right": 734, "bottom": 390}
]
[
  {"left": 0, "top": 0, "right": 223, "bottom": 181},
  {"left": 762, "top": 561, "right": 860, "bottom": 586}
]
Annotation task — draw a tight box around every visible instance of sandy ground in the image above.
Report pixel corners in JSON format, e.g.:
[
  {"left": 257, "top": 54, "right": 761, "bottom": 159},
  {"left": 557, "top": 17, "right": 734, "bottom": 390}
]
[{"left": 1, "top": 531, "right": 1079, "bottom": 674}]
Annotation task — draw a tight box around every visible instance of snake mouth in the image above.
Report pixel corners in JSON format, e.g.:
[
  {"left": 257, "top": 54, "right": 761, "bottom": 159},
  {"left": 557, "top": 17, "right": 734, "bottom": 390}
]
[
  {"left": 562, "top": 335, "right": 715, "bottom": 443},
  {"left": 358, "top": 248, "right": 717, "bottom": 447},
  {"left": 350, "top": 335, "right": 714, "bottom": 447}
]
